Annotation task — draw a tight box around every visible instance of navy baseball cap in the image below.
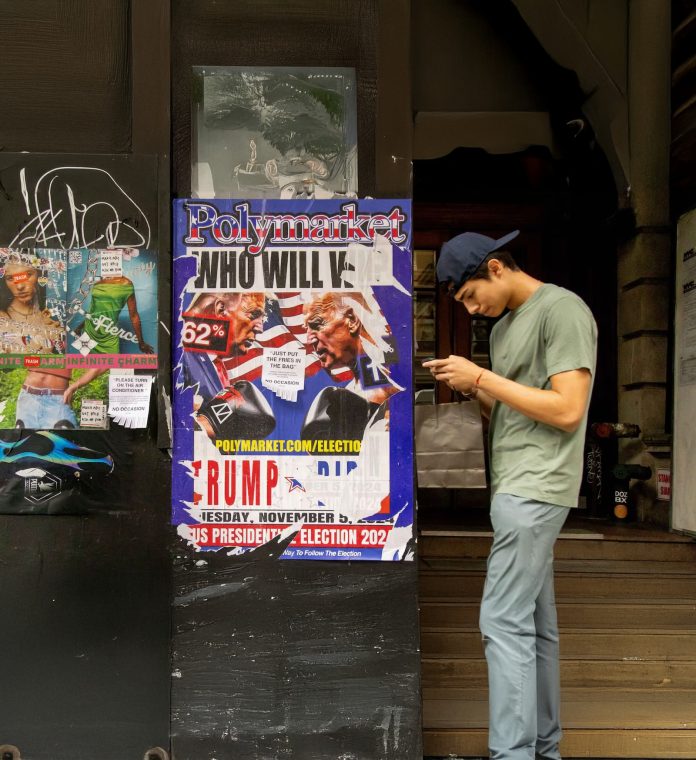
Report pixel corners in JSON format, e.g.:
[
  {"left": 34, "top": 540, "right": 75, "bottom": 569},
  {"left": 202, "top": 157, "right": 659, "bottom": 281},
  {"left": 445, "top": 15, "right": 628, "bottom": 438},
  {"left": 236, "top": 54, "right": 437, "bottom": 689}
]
[{"left": 436, "top": 230, "right": 520, "bottom": 292}]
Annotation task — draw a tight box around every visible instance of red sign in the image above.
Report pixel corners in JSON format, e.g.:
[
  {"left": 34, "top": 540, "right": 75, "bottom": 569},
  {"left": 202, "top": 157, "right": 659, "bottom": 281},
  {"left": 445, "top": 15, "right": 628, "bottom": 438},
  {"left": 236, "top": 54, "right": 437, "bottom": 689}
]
[
  {"left": 191, "top": 524, "right": 392, "bottom": 549},
  {"left": 181, "top": 314, "right": 232, "bottom": 355},
  {"left": 657, "top": 468, "right": 671, "bottom": 501}
]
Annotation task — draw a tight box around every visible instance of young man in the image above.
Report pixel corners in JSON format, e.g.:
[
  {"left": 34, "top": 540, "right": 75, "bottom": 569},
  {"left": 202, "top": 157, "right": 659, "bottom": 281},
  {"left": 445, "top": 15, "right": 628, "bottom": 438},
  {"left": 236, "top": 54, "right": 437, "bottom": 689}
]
[{"left": 424, "top": 230, "right": 597, "bottom": 760}]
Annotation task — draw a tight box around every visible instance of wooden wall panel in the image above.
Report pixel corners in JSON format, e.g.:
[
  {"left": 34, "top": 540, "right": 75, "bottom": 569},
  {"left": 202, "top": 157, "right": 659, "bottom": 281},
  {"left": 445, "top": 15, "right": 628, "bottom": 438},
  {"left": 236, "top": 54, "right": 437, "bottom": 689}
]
[
  {"left": 672, "top": 3, "right": 696, "bottom": 214},
  {"left": 169, "top": 3, "right": 422, "bottom": 759},
  {"left": 0, "top": 3, "right": 172, "bottom": 758},
  {"left": 0, "top": 0, "right": 131, "bottom": 153},
  {"left": 171, "top": 0, "right": 377, "bottom": 197}
]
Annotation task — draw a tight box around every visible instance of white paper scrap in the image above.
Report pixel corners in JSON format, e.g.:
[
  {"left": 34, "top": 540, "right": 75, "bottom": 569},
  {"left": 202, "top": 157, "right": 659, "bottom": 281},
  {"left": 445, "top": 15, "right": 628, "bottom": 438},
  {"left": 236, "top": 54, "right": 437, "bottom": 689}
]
[
  {"left": 108, "top": 371, "right": 153, "bottom": 428},
  {"left": 261, "top": 345, "right": 305, "bottom": 402},
  {"left": 80, "top": 399, "right": 108, "bottom": 429},
  {"left": 100, "top": 249, "right": 123, "bottom": 278},
  {"left": 343, "top": 234, "right": 409, "bottom": 295}
]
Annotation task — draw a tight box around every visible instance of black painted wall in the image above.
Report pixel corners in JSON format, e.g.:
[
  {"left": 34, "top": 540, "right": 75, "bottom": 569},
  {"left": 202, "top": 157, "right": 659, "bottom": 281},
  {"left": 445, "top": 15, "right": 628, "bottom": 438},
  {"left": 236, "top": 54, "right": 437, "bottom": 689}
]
[
  {"left": 0, "top": 2, "right": 172, "bottom": 757},
  {"left": 0, "top": 431, "right": 171, "bottom": 759},
  {"left": 172, "top": 549, "right": 420, "bottom": 759},
  {"left": 0, "top": 0, "right": 132, "bottom": 153},
  {"left": 0, "top": 0, "right": 422, "bottom": 758},
  {"left": 170, "top": 3, "right": 422, "bottom": 758}
]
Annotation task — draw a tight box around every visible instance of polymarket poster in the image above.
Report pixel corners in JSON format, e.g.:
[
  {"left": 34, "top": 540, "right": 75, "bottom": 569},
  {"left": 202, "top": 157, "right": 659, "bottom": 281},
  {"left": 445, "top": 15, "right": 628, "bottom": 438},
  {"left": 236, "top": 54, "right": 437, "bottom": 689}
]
[{"left": 172, "top": 199, "right": 414, "bottom": 560}]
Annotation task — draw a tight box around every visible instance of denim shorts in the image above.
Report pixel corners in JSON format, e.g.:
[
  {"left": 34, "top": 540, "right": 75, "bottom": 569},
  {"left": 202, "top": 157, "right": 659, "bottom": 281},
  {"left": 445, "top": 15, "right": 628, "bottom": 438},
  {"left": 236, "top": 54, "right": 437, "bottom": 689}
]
[{"left": 15, "top": 388, "right": 77, "bottom": 429}]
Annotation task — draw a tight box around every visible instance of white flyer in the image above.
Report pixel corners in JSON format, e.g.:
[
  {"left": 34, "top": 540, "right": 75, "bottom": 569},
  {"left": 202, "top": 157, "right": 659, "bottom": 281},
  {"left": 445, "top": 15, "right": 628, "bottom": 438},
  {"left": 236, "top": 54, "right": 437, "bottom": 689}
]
[
  {"left": 681, "top": 247, "right": 696, "bottom": 360},
  {"left": 108, "top": 371, "right": 153, "bottom": 428},
  {"left": 261, "top": 345, "right": 305, "bottom": 402}
]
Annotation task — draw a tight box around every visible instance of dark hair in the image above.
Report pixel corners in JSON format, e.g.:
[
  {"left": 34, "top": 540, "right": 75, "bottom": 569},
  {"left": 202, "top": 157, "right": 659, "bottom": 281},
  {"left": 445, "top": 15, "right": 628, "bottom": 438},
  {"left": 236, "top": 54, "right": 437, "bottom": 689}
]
[{"left": 469, "top": 250, "right": 520, "bottom": 281}]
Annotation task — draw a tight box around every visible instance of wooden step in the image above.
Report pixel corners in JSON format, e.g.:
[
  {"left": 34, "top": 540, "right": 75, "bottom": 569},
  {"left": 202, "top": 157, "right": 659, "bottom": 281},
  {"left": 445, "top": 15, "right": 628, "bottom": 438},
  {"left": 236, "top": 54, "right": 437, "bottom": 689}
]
[
  {"left": 419, "top": 533, "right": 696, "bottom": 562},
  {"left": 419, "top": 572, "right": 696, "bottom": 600},
  {"left": 420, "top": 557, "right": 696, "bottom": 576},
  {"left": 424, "top": 689, "right": 696, "bottom": 758},
  {"left": 424, "top": 728, "right": 696, "bottom": 758},
  {"left": 421, "top": 657, "right": 696, "bottom": 689},
  {"left": 421, "top": 628, "right": 696, "bottom": 659},
  {"left": 422, "top": 688, "right": 696, "bottom": 729},
  {"left": 421, "top": 601, "right": 696, "bottom": 629}
]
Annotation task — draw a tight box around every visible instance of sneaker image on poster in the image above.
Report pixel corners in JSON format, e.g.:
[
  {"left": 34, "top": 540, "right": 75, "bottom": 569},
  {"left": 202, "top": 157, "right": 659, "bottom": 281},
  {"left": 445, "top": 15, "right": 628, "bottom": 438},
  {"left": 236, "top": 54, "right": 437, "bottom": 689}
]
[{"left": 0, "top": 431, "right": 114, "bottom": 514}]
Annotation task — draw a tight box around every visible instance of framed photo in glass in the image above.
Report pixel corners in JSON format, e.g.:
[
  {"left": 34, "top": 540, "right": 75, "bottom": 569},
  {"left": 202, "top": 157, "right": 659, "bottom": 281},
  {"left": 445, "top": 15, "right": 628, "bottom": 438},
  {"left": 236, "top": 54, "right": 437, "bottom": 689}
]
[{"left": 191, "top": 66, "right": 358, "bottom": 199}]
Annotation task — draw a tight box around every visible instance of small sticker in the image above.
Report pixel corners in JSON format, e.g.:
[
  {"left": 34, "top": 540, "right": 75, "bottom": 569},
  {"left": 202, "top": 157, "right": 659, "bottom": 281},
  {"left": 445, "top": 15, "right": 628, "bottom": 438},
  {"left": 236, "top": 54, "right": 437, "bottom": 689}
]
[
  {"left": 17, "top": 467, "right": 63, "bottom": 504},
  {"left": 80, "top": 399, "right": 108, "bottom": 429},
  {"left": 656, "top": 468, "right": 671, "bottom": 501},
  {"left": 100, "top": 250, "right": 123, "bottom": 278}
]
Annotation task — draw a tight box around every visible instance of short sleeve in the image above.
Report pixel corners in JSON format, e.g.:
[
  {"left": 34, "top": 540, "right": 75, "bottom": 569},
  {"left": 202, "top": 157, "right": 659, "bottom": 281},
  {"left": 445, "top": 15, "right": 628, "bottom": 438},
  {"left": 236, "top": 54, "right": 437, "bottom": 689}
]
[
  {"left": 489, "top": 323, "right": 497, "bottom": 366},
  {"left": 543, "top": 295, "right": 597, "bottom": 378}
]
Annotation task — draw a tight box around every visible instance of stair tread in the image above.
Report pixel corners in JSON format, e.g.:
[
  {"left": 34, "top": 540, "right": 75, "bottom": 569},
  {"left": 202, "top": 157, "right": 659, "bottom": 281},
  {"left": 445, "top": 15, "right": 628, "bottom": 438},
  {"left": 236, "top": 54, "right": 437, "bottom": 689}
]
[
  {"left": 422, "top": 692, "right": 696, "bottom": 729},
  {"left": 419, "top": 520, "right": 696, "bottom": 542},
  {"left": 419, "top": 558, "right": 696, "bottom": 575},
  {"left": 423, "top": 728, "right": 696, "bottom": 759},
  {"left": 420, "top": 594, "right": 696, "bottom": 604},
  {"left": 423, "top": 653, "right": 696, "bottom": 662},
  {"left": 421, "top": 630, "right": 696, "bottom": 660},
  {"left": 422, "top": 624, "right": 696, "bottom": 633},
  {"left": 419, "top": 536, "right": 696, "bottom": 563},
  {"left": 423, "top": 686, "right": 696, "bottom": 701},
  {"left": 421, "top": 598, "right": 696, "bottom": 604},
  {"left": 421, "top": 658, "right": 696, "bottom": 689},
  {"left": 421, "top": 602, "right": 696, "bottom": 630}
]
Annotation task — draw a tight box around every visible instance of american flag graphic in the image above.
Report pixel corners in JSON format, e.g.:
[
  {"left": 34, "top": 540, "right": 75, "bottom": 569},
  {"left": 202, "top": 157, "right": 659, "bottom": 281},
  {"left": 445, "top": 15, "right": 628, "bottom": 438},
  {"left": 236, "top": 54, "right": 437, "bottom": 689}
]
[{"left": 215, "top": 292, "right": 353, "bottom": 386}]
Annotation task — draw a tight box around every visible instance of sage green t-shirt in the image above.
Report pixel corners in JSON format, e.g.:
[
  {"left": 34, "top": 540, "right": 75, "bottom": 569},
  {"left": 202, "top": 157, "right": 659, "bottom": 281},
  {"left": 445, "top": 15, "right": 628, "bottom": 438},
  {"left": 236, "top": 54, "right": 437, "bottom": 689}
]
[{"left": 488, "top": 283, "right": 597, "bottom": 508}]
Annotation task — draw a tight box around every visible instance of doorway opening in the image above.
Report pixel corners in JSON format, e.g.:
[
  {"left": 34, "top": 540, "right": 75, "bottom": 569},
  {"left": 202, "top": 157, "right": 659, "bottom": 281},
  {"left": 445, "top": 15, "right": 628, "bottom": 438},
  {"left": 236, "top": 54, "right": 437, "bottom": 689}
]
[{"left": 413, "top": 144, "right": 619, "bottom": 530}]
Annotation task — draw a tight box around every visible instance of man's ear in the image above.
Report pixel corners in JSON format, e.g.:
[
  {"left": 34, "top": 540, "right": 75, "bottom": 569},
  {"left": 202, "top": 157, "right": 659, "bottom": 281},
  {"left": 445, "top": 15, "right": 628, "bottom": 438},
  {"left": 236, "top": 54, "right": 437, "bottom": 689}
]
[
  {"left": 488, "top": 258, "right": 505, "bottom": 278},
  {"left": 344, "top": 307, "right": 361, "bottom": 335}
]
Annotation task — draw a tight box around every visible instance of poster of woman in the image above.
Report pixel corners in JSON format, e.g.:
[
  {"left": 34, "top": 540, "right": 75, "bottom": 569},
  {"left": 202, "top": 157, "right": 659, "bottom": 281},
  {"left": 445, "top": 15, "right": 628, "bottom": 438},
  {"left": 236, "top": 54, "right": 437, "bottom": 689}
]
[
  {"left": 66, "top": 247, "right": 158, "bottom": 367},
  {"left": 0, "top": 248, "right": 66, "bottom": 362}
]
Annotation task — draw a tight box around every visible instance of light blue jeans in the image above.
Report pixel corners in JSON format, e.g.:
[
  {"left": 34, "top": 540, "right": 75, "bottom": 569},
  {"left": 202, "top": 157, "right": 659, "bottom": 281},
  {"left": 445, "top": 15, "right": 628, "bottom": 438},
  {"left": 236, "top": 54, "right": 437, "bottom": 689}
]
[
  {"left": 15, "top": 387, "right": 77, "bottom": 429},
  {"left": 479, "top": 493, "right": 570, "bottom": 760}
]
